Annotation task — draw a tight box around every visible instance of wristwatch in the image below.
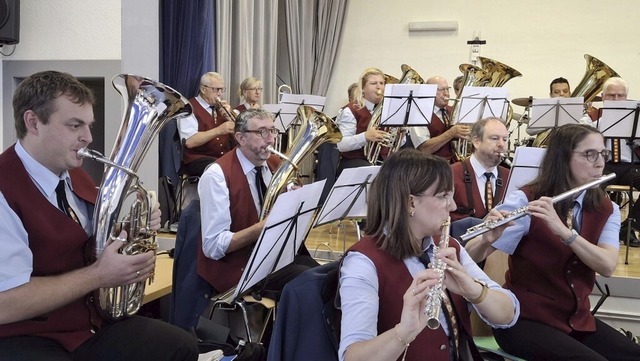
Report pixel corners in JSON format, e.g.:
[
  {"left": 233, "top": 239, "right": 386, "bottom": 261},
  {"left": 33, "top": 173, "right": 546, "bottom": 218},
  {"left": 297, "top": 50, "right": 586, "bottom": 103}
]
[
  {"left": 465, "top": 278, "right": 489, "bottom": 304},
  {"left": 561, "top": 229, "right": 579, "bottom": 246}
]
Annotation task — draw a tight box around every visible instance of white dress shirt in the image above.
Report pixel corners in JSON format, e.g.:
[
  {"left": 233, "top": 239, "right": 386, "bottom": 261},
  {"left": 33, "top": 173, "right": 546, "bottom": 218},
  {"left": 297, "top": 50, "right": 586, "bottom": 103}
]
[
  {"left": 469, "top": 154, "right": 499, "bottom": 206},
  {"left": 410, "top": 106, "right": 449, "bottom": 148},
  {"left": 335, "top": 100, "right": 375, "bottom": 153},
  {"left": 177, "top": 95, "right": 212, "bottom": 141}
]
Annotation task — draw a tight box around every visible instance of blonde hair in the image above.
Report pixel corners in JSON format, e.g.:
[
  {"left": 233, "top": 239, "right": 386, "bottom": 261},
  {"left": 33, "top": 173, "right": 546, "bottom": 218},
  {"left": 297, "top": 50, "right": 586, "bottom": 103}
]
[
  {"left": 354, "top": 67, "right": 384, "bottom": 109},
  {"left": 237, "top": 77, "right": 262, "bottom": 101}
]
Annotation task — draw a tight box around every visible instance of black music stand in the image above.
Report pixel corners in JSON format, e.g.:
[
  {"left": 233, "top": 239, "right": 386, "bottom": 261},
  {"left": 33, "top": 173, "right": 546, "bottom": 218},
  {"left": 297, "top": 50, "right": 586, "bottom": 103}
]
[
  {"left": 598, "top": 100, "right": 640, "bottom": 265},
  {"left": 527, "top": 96, "right": 584, "bottom": 132},
  {"left": 314, "top": 166, "right": 381, "bottom": 252},
  {"left": 280, "top": 93, "right": 326, "bottom": 112},
  {"left": 456, "top": 86, "right": 510, "bottom": 125},
  {"left": 231, "top": 180, "right": 327, "bottom": 301},
  {"left": 379, "top": 84, "right": 437, "bottom": 128},
  {"left": 262, "top": 103, "right": 299, "bottom": 134},
  {"left": 503, "top": 147, "right": 546, "bottom": 199}
]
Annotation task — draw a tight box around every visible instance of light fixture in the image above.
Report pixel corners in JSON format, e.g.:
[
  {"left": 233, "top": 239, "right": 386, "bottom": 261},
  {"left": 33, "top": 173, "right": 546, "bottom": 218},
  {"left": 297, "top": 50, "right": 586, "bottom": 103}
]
[{"left": 408, "top": 21, "right": 458, "bottom": 32}]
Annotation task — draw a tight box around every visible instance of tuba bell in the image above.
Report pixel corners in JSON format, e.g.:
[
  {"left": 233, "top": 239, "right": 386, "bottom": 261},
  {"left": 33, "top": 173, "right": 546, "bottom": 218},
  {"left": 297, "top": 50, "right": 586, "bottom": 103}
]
[
  {"left": 260, "top": 105, "right": 342, "bottom": 219},
  {"left": 364, "top": 64, "right": 424, "bottom": 165},
  {"left": 532, "top": 54, "right": 620, "bottom": 147},
  {"left": 451, "top": 57, "right": 522, "bottom": 161},
  {"left": 79, "top": 74, "right": 191, "bottom": 321}
]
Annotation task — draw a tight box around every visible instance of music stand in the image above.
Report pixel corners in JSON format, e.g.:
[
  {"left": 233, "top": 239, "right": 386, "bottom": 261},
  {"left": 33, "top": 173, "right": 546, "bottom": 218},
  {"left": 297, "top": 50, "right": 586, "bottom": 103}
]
[
  {"left": 455, "top": 86, "right": 510, "bottom": 125},
  {"left": 231, "top": 180, "right": 327, "bottom": 301},
  {"left": 314, "top": 165, "right": 381, "bottom": 252},
  {"left": 280, "top": 93, "right": 326, "bottom": 112},
  {"left": 263, "top": 103, "right": 300, "bottom": 133},
  {"left": 504, "top": 147, "right": 546, "bottom": 199},
  {"left": 379, "top": 84, "right": 437, "bottom": 127},
  {"left": 527, "top": 97, "right": 584, "bottom": 132},
  {"left": 596, "top": 100, "right": 640, "bottom": 139}
]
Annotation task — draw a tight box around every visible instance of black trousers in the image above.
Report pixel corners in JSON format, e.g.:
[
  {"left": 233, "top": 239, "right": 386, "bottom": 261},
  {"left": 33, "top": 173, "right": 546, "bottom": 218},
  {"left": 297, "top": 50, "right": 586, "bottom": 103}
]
[
  {"left": 605, "top": 162, "right": 640, "bottom": 223},
  {"left": 336, "top": 157, "right": 371, "bottom": 178},
  {"left": 183, "top": 157, "right": 217, "bottom": 177},
  {"left": 493, "top": 317, "right": 640, "bottom": 360},
  {"left": 0, "top": 316, "right": 198, "bottom": 361}
]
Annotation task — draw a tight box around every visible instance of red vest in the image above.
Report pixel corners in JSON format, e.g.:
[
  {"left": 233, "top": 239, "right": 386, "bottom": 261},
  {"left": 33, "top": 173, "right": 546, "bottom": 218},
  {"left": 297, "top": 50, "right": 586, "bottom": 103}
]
[
  {"left": 182, "top": 98, "right": 233, "bottom": 164},
  {"left": 506, "top": 188, "right": 612, "bottom": 333},
  {"left": 234, "top": 104, "right": 248, "bottom": 113},
  {"left": 340, "top": 102, "right": 372, "bottom": 161},
  {"left": 197, "top": 149, "right": 279, "bottom": 293},
  {"left": 349, "top": 236, "right": 477, "bottom": 361},
  {"left": 0, "top": 145, "right": 101, "bottom": 351},
  {"left": 451, "top": 159, "right": 509, "bottom": 221},
  {"left": 428, "top": 106, "right": 454, "bottom": 162}
]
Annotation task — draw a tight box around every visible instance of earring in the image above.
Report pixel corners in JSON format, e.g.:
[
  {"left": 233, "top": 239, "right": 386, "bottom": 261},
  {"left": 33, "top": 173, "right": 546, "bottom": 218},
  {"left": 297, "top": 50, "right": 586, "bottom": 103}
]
[{"left": 410, "top": 211, "right": 414, "bottom": 217}]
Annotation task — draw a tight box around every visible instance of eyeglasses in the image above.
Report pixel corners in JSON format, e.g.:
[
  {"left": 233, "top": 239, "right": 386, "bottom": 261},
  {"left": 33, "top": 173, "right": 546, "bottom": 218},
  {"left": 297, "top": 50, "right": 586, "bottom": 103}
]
[
  {"left": 244, "top": 128, "right": 279, "bottom": 138},
  {"left": 246, "top": 87, "right": 263, "bottom": 92},
  {"left": 414, "top": 191, "right": 454, "bottom": 206},
  {"left": 573, "top": 149, "right": 612, "bottom": 163},
  {"left": 203, "top": 85, "right": 226, "bottom": 93}
]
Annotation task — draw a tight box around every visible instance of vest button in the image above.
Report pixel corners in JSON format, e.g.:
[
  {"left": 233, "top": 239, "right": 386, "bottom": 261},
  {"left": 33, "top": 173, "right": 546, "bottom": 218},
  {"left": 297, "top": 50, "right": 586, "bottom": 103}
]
[{"left": 440, "top": 344, "right": 447, "bottom": 351}]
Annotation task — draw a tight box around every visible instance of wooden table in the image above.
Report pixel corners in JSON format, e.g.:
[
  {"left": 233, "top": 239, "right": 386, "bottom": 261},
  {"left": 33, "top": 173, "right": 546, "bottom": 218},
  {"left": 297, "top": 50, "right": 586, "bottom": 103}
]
[{"left": 143, "top": 253, "right": 173, "bottom": 304}]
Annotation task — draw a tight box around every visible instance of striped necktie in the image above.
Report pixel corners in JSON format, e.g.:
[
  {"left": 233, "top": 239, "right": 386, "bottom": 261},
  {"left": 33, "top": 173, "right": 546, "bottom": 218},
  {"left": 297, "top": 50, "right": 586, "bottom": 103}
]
[
  {"left": 484, "top": 172, "right": 494, "bottom": 212},
  {"left": 55, "top": 180, "right": 81, "bottom": 225}
]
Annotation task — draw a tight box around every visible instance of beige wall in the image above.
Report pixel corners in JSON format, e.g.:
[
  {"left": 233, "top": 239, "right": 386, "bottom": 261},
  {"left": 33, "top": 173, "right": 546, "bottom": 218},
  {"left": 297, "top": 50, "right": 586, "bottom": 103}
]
[{"left": 323, "top": 0, "right": 640, "bottom": 117}]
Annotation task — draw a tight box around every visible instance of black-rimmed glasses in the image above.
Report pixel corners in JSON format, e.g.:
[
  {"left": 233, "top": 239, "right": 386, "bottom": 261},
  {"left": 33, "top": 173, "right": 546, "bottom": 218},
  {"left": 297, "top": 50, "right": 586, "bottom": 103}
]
[
  {"left": 573, "top": 149, "right": 612, "bottom": 163},
  {"left": 203, "top": 85, "right": 226, "bottom": 93},
  {"left": 244, "top": 128, "right": 279, "bottom": 138}
]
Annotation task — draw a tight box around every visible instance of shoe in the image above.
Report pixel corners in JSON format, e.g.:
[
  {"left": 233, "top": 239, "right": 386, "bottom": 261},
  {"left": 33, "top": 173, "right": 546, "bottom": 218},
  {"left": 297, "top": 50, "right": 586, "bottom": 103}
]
[
  {"left": 630, "top": 238, "right": 640, "bottom": 248},
  {"left": 621, "top": 218, "right": 639, "bottom": 232},
  {"left": 619, "top": 226, "right": 640, "bottom": 247}
]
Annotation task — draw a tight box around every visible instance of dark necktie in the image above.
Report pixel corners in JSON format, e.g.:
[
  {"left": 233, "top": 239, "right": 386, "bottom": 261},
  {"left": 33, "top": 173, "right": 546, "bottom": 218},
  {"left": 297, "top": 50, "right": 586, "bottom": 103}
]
[
  {"left": 484, "top": 172, "right": 494, "bottom": 212},
  {"left": 441, "top": 108, "right": 450, "bottom": 128},
  {"left": 55, "top": 180, "right": 81, "bottom": 225},
  {"left": 418, "top": 246, "right": 459, "bottom": 358},
  {"left": 255, "top": 166, "right": 267, "bottom": 208},
  {"left": 612, "top": 138, "right": 621, "bottom": 162},
  {"left": 210, "top": 105, "right": 219, "bottom": 124}
]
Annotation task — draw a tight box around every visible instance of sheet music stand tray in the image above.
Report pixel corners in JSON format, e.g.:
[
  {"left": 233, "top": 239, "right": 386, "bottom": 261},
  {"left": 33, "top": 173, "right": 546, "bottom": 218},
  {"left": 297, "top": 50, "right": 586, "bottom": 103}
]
[
  {"left": 527, "top": 97, "right": 584, "bottom": 131},
  {"left": 379, "top": 84, "right": 437, "bottom": 127},
  {"left": 314, "top": 166, "right": 380, "bottom": 252},
  {"left": 456, "top": 86, "right": 510, "bottom": 125}
]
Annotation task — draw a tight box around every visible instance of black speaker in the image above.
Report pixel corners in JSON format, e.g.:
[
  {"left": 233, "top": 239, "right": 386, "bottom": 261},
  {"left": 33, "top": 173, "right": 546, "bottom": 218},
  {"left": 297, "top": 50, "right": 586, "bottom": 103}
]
[{"left": 0, "top": 0, "right": 19, "bottom": 45}]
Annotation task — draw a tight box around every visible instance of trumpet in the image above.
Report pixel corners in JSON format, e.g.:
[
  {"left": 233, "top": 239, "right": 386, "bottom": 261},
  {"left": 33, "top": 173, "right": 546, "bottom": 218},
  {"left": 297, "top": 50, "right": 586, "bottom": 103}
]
[
  {"left": 459, "top": 173, "right": 616, "bottom": 242},
  {"left": 424, "top": 217, "right": 451, "bottom": 330},
  {"left": 215, "top": 97, "right": 239, "bottom": 122}
]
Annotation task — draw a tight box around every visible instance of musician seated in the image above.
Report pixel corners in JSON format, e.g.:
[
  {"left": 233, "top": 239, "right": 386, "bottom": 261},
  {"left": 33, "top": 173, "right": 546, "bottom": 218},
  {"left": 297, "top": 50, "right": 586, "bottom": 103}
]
[
  {"left": 411, "top": 76, "right": 470, "bottom": 164},
  {"left": 197, "top": 108, "right": 318, "bottom": 301},
  {"left": 0, "top": 71, "right": 198, "bottom": 360},
  {"left": 525, "top": 77, "right": 571, "bottom": 137},
  {"left": 235, "top": 77, "right": 262, "bottom": 113},
  {"left": 177, "top": 71, "right": 235, "bottom": 177},
  {"left": 335, "top": 67, "right": 397, "bottom": 173},
  {"left": 465, "top": 124, "right": 640, "bottom": 359},
  {"left": 451, "top": 117, "right": 510, "bottom": 222},
  {"left": 339, "top": 149, "right": 518, "bottom": 361}
]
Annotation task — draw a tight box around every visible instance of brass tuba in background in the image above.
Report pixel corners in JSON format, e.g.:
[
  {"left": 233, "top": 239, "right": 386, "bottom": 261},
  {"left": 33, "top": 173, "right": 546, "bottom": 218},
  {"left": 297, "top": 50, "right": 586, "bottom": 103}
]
[
  {"left": 79, "top": 74, "right": 191, "bottom": 320},
  {"left": 260, "top": 105, "right": 342, "bottom": 219}
]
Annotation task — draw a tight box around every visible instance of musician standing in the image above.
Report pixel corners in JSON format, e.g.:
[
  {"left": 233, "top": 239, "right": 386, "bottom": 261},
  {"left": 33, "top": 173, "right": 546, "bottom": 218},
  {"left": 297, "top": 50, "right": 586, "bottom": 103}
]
[
  {"left": 235, "top": 77, "right": 262, "bottom": 113},
  {"left": 0, "top": 71, "right": 198, "bottom": 360},
  {"left": 178, "top": 71, "right": 235, "bottom": 177},
  {"left": 339, "top": 149, "right": 518, "bottom": 361},
  {"left": 335, "top": 67, "right": 392, "bottom": 173},
  {"left": 450, "top": 117, "right": 510, "bottom": 221},
  {"left": 466, "top": 124, "right": 640, "bottom": 360},
  {"left": 197, "top": 109, "right": 317, "bottom": 298},
  {"left": 411, "top": 76, "right": 470, "bottom": 163}
]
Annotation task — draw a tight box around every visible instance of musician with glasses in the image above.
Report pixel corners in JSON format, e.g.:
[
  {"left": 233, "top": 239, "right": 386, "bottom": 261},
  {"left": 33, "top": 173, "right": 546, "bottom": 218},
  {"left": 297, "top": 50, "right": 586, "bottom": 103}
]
[
  {"left": 411, "top": 76, "right": 470, "bottom": 164},
  {"left": 336, "top": 67, "right": 394, "bottom": 173},
  {"left": 0, "top": 71, "right": 198, "bottom": 360},
  {"left": 339, "top": 149, "right": 518, "bottom": 361},
  {"left": 466, "top": 124, "right": 640, "bottom": 360},
  {"left": 235, "top": 77, "right": 263, "bottom": 113},
  {"left": 178, "top": 71, "right": 236, "bottom": 177},
  {"left": 197, "top": 108, "right": 317, "bottom": 301}
]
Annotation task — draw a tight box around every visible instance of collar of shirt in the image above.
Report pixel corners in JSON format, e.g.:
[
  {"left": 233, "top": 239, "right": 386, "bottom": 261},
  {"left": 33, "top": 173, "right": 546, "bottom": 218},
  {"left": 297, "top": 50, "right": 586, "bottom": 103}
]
[
  {"left": 364, "top": 99, "right": 376, "bottom": 113},
  {"left": 235, "top": 148, "right": 266, "bottom": 177},
  {"left": 15, "top": 141, "right": 72, "bottom": 199},
  {"left": 195, "top": 95, "right": 214, "bottom": 114},
  {"left": 470, "top": 154, "right": 497, "bottom": 182}
]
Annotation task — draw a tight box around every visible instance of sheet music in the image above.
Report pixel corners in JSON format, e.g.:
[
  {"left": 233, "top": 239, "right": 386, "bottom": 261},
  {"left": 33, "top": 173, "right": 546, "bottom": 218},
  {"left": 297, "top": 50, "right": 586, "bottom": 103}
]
[
  {"left": 280, "top": 93, "right": 326, "bottom": 111},
  {"left": 597, "top": 100, "right": 640, "bottom": 138},
  {"left": 504, "top": 147, "right": 546, "bottom": 198},
  {"left": 456, "top": 86, "right": 509, "bottom": 124},
  {"left": 379, "top": 84, "right": 437, "bottom": 126},
  {"left": 233, "top": 180, "right": 326, "bottom": 300},
  {"left": 262, "top": 103, "right": 299, "bottom": 132},
  {"left": 527, "top": 97, "right": 585, "bottom": 130}
]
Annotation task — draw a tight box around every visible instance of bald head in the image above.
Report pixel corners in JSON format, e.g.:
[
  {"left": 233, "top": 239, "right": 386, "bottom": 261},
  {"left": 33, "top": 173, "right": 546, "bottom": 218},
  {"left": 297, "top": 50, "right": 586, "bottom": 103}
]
[{"left": 427, "top": 76, "right": 450, "bottom": 108}]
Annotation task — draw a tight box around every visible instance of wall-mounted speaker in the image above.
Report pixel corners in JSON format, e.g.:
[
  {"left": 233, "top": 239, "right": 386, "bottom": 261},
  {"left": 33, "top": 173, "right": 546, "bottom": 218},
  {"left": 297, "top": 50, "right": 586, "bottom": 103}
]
[{"left": 0, "top": 0, "right": 20, "bottom": 45}]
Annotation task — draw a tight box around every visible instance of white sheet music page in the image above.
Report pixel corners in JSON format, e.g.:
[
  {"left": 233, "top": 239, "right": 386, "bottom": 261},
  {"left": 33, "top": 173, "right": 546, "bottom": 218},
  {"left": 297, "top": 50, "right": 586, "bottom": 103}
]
[
  {"left": 380, "top": 84, "right": 437, "bottom": 126},
  {"left": 262, "top": 103, "right": 300, "bottom": 132},
  {"left": 528, "top": 97, "right": 584, "bottom": 130},
  {"left": 598, "top": 100, "right": 640, "bottom": 138},
  {"left": 280, "top": 93, "right": 326, "bottom": 112},
  {"left": 504, "top": 147, "right": 546, "bottom": 198},
  {"left": 457, "top": 86, "right": 509, "bottom": 124}
]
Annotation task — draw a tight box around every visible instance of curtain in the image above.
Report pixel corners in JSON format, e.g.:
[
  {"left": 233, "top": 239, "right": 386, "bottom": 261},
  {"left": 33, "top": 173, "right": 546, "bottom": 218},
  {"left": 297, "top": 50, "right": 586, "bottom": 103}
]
[
  {"left": 283, "top": 0, "right": 349, "bottom": 96},
  {"left": 158, "top": 0, "right": 215, "bottom": 186},
  {"left": 216, "top": 0, "right": 279, "bottom": 106}
]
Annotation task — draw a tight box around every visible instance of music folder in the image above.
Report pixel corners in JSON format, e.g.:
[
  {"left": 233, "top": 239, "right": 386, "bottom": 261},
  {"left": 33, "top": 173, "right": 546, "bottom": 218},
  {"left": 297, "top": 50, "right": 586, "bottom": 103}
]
[{"left": 232, "top": 180, "right": 326, "bottom": 301}]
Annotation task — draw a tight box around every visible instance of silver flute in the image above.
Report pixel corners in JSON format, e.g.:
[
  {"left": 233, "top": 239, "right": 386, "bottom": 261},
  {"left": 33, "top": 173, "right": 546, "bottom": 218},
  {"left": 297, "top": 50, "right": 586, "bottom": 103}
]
[
  {"left": 459, "top": 172, "right": 616, "bottom": 242},
  {"left": 424, "top": 217, "right": 451, "bottom": 330}
]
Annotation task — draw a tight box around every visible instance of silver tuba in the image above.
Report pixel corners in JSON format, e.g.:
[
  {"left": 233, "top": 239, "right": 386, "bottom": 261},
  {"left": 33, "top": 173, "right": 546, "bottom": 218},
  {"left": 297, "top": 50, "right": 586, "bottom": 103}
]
[{"left": 79, "top": 74, "right": 191, "bottom": 320}]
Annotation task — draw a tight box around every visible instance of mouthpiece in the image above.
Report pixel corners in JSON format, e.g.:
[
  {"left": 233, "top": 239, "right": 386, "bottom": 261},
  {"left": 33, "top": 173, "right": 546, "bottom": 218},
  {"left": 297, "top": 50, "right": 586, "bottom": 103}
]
[
  {"left": 77, "top": 148, "right": 137, "bottom": 177},
  {"left": 266, "top": 145, "right": 298, "bottom": 170},
  {"left": 376, "top": 90, "right": 383, "bottom": 96}
]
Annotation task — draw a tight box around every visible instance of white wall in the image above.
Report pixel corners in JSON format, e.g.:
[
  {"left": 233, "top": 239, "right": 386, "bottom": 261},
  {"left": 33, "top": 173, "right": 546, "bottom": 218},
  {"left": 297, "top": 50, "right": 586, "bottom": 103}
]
[{"left": 323, "top": 0, "right": 640, "bottom": 117}]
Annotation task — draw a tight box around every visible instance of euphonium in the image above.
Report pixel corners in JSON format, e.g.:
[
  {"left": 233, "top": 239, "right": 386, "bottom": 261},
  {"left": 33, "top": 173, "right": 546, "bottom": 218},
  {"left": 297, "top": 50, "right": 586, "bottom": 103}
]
[
  {"left": 79, "top": 74, "right": 191, "bottom": 321},
  {"left": 424, "top": 217, "right": 451, "bottom": 330},
  {"left": 451, "top": 58, "right": 522, "bottom": 161},
  {"left": 364, "top": 64, "right": 424, "bottom": 165},
  {"left": 260, "top": 105, "right": 342, "bottom": 219},
  {"left": 532, "top": 54, "right": 620, "bottom": 147}
]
